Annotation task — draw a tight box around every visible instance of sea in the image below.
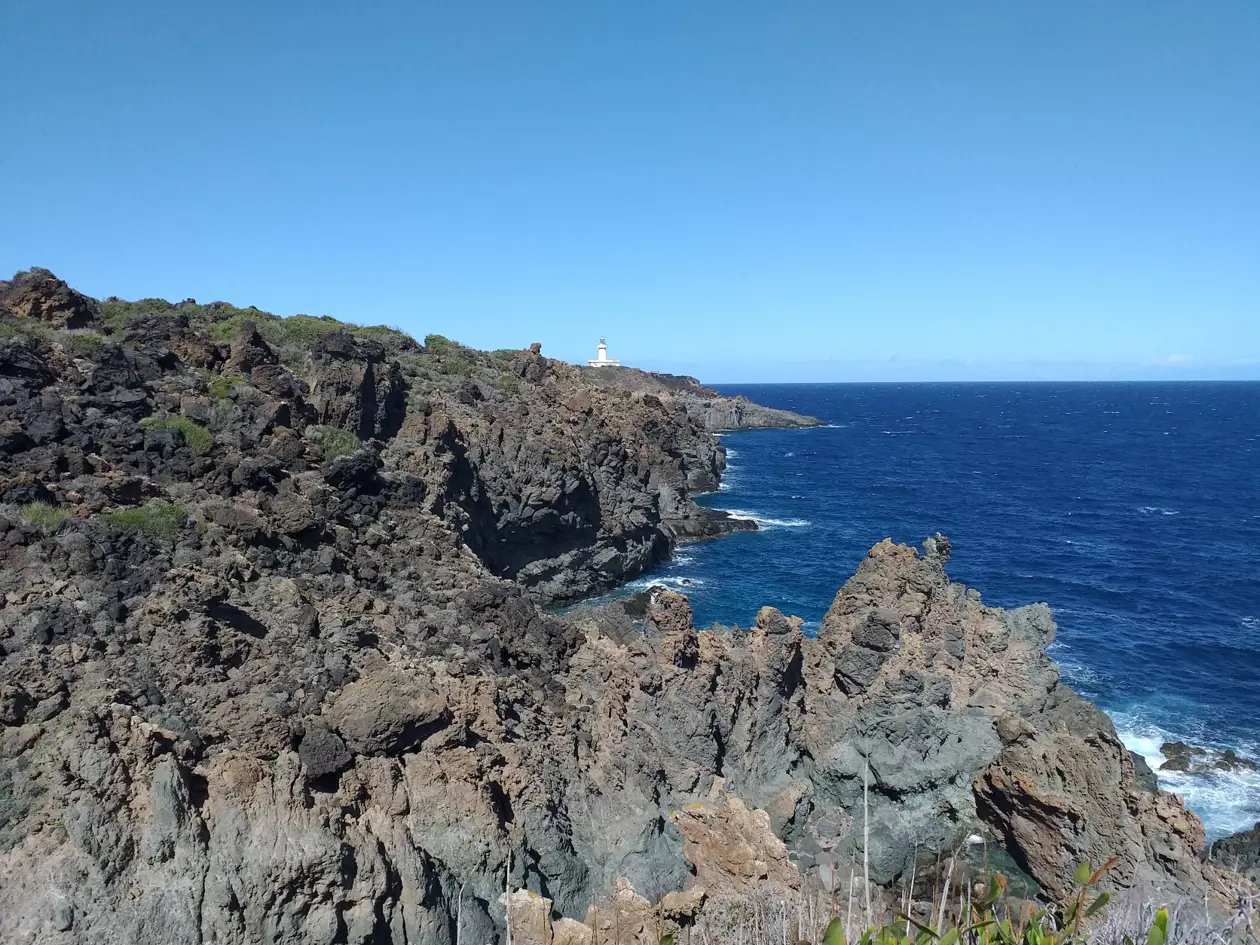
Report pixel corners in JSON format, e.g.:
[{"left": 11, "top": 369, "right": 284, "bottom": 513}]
[{"left": 604, "top": 382, "right": 1260, "bottom": 840}]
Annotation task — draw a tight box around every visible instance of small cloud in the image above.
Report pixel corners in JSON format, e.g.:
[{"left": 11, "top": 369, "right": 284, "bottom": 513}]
[{"left": 1163, "top": 353, "right": 1194, "bottom": 364}]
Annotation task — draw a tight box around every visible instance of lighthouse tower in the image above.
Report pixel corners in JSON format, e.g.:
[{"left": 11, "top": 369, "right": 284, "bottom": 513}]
[{"left": 587, "top": 337, "right": 621, "bottom": 367}]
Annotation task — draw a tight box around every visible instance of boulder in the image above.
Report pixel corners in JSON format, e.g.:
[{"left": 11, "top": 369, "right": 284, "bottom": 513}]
[{"left": 323, "top": 670, "right": 448, "bottom": 755}]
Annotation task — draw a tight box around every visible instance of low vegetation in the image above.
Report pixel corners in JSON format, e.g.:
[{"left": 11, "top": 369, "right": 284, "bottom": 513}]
[
  {"left": 20, "top": 501, "right": 69, "bottom": 533},
  {"left": 307, "top": 424, "right": 360, "bottom": 459},
  {"left": 100, "top": 297, "right": 420, "bottom": 369},
  {"left": 85, "top": 296, "right": 537, "bottom": 407},
  {"left": 0, "top": 318, "right": 106, "bottom": 358},
  {"left": 58, "top": 331, "right": 104, "bottom": 357},
  {"left": 139, "top": 414, "right": 213, "bottom": 456},
  {"left": 683, "top": 858, "right": 1249, "bottom": 945},
  {"left": 203, "top": 372, "right": 246, "bottom": 399},
  {"left": 100, "top": 501, "right": 188, "bottom": 542}
]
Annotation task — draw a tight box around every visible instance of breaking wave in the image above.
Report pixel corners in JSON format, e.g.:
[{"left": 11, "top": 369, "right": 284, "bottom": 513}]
[{"left": 722, "top": 509, "right": 811, "bottom": 528}]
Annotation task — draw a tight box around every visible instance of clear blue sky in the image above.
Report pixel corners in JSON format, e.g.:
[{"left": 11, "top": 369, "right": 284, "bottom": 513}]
[{"left": 3, "top": 2, "right": 1257, "bottom": 382}]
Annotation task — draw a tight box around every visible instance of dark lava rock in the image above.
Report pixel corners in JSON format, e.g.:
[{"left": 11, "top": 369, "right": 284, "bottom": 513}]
[
  {"left": 297, "top": 722, "right": 353, "bottom": 779},
  {"left": 1130, "top": 750, "right": 1159, "bottom": 792},
  {"left": 1161, "top": 741, "right": 1258, "bottom": 774},
  {"left": 1208, "top": 822, "right": 1260, "bottom": 881}
]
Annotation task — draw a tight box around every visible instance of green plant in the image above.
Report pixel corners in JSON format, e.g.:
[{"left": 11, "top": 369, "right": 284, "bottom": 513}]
[
  {"left": 307, "top": 424, "right": 359, "bottom": 459},
  {"left": 498, "top": 373, "right": 520, "bottom": 395},
  {"left": 57, "top": 331, "right": 104, "bottom": 357},
  {"left": 139, "top": 415, "right": 213, "bottom": 456},
  {"left": 204, "top": 372, "right": 247, "bottom": 399},
  {"left": 0, "top": 318, "right": 51, "bottom": 342},
  {"left": 882, "top": 857, "right": 1119, "bottom": 945},
  {"left": 21, "top": 501, "right": 69, "bottom": 533},
  {"left": 100, "top": 501, "right": 188, "bottom": 542}
]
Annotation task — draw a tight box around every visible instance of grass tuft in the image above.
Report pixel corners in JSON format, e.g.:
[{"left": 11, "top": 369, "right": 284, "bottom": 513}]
[
  {"left": 307, "top": 424, "right": 360, "bottom": 459},
  {"left": 100, "top": 501, "right": 188, "bottom": 542},
  {"left": 140, "top": 414, "right": 213, "bottom": 456},
  {"left": 21, "top": 501, "right": 69, "bottom": 533},
  {"left": 57, "top": 331, "right": 104, "bottom": 357},
  {"left": 204, "top": 372, "right": 247, "bottom": 399}
]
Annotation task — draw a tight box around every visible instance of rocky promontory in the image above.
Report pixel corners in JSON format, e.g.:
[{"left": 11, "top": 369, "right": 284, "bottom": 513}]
[{"left": 0, "top": 270, "right": 1250, "bottom": 944}]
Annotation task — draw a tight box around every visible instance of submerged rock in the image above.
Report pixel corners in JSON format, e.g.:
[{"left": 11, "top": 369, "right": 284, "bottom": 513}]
[{"left": 1160, "top": 740, "right": 1258, "bottom": 774}]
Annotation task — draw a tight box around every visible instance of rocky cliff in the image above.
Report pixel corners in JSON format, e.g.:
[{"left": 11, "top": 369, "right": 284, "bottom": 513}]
[{"left": 0, "top": 270, "right": 1247, "bottom": 944}]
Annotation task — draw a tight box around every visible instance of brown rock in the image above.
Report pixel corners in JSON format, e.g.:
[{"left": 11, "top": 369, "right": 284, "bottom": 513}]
[
  {"left": 0, "top": 268, "right": 101, "bottom": 329},
  {"left": 671, "top": 794, "right": 800, "bottom": 896}
]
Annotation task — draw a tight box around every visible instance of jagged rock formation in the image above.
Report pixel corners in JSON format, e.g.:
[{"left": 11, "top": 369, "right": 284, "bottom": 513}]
[
  {"left": 0, "top": 267, "right": 102, "bottom": 329},
  {"left": 0, "top": 270, "right": 1248, "bottom": 944},
  {"left": 1209, "top": 823, "right": 1260, "bottom": 885}
]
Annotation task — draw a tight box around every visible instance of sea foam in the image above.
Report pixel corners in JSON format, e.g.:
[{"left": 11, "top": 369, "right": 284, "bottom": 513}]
[
  {"left": 1114, "top": 716, "right": 1260, "bottom": 840},
  {"left": 722, "top": 509, "right": 810, "bottom": 528}
]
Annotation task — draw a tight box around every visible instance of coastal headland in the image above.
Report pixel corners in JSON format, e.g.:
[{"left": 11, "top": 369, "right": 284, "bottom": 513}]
[{"left": 0, "top": 269, "right": 1253, "bottom": 943}]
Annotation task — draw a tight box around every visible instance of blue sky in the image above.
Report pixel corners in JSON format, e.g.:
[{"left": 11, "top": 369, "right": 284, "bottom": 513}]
[{"left": 2, "top": 2, "right": 1257, "bottom": 382}]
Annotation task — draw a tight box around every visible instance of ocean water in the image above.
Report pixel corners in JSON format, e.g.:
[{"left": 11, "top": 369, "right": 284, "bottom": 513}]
[{"left": 618, "top": 383, "right": 1260, "bottom": 839}]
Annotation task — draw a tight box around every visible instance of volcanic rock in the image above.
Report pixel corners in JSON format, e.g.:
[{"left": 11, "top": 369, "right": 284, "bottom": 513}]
[
  {"left": 1208, "top": 822, "right": 1260, "bottom": 882},
  {"left": 0, "top": 267, "right": 102, "bottom": 329},
  {"left": 0, "top": 270, "right": 1250, "bottom": 945}
]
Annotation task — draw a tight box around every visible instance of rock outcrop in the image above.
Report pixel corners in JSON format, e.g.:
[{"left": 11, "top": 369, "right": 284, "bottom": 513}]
[
  {"left": 0, "top": 270, "right": 1249, "bottom": 944},
  {"left": 579, "top": 364, "right": 821, "bottom": 432},
  {"left": 1159, "top": 741, "right": 1258, "bottom": 774},
  {"left": 0, "top": 268, "right": 102, "bottom": 329},
  {"left": 1209, "top": 823, "right": 1260, "bottom": 883}
]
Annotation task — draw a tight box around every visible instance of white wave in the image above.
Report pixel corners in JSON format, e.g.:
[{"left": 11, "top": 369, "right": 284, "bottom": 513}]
[
  {"left": 724, "top": 448, "right": 738, "bottom": 459},
  {"left": 1242, "top": 616, "right": 1258, "bottom": 630},
  {"left": 722, "top": 509, "right": 811, "bottom": 528},
  {"left": 669, "top": 553, "right": 695, "bottom": 566},
  {"left": 1137, "top": 506, "right": 1179, "bottom": 516},
  {"left": 623, "top": 574, "right": 707, "bottom": 592},
  {"left": 1114, "top": 717, "right": 1260, "bottom": 840},
  {"left": 784, "top": 451, "right": 795, "bottom": 457},
  {"left": 719, "top": 482, "right": 731, "bottom": 491}
]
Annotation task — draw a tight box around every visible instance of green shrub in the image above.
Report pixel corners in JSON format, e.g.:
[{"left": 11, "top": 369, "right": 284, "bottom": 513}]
[
  {"left": 352, "top": 324, "right": 420, "bottom": 355},
  {"left": 423, "top": 333, "right": 466, "bottom": 353},
  {"left": 21, "top": 501, "right": 69, "bottom": 533},
  {"left": 58, "top": 331, "right": 104, "bottom": 357},
  {"left": 0, "top": 319, "right": 51, "bottom": 342},
  {"left": 307, "top": 424, "right": 359, "bottom": 459},
  {"left": 139, "top": 415, "right": 213, "bottom": 456},
  {"left": 100, "top": 297, "right": 176, "bottom": 332},
  {"left": 204, "top": 373, "right": 247, "bottom": 399},
  {"left": 498, "top": 373, "right": 520, "bottom": 395},
  {"left": 807, "top": 858, "right": 1129, "bottom": 945},
  {"left": 101, "top": 501, "right": 188, "bottom": 542}
]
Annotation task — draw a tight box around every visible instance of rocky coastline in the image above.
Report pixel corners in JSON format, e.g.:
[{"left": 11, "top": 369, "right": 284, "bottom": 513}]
[{"left": 0, "top": 268, "right": 1254, "bottom": 944}]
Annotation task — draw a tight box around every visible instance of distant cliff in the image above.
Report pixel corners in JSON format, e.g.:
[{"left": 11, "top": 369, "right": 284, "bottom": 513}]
[{"left": 579, "top": 364, "right": 821, "bottom": 432}]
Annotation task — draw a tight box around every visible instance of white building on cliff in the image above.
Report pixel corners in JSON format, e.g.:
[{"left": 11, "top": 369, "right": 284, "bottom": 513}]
[{"left": 587, "top": 337, "right": 621, "bottom": 367}]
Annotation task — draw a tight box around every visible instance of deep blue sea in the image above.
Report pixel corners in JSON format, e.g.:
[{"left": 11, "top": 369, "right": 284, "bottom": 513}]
[{"left": 611, "top": 383, "right": 1260, "bottom": 839}]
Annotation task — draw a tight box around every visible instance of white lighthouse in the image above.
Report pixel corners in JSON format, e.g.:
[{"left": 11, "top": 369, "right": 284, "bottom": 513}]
[{"left": 587, "top": 337, "right": 621, "bottom": 367}]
